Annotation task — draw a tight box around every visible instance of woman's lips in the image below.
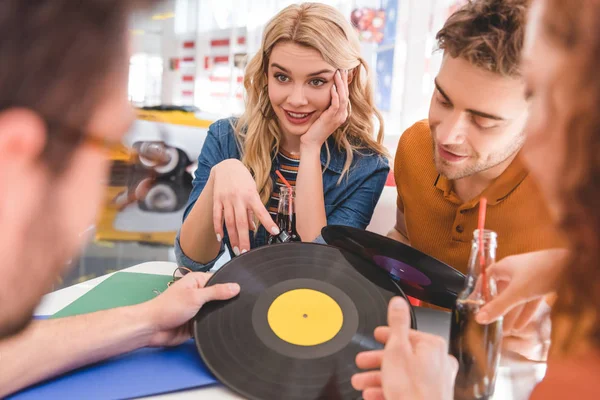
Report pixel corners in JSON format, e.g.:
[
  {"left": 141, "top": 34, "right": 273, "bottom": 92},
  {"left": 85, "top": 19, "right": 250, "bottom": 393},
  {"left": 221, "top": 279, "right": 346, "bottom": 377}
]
[{"left": 282, "top": 109, "right": 314, "bottom": 125}]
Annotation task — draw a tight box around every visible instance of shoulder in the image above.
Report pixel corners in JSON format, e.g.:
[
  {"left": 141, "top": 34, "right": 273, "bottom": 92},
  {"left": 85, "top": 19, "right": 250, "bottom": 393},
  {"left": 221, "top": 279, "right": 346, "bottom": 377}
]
[
  {"left": 325, "top": 137, "right": 389, "bottom": 174},
  {"left": 397, "top": 119, "right": 432, "bottom": 153},
  {"left": 208, "top": 117, "right": 238, "bottom": 139},
  {"left": 351, "top": 149, "right": 389, "bottom": 171},
  {"left": 395, "top": 119, "right": 434, "bottom": 171},
  {"left": 204, "top": 117, "right": 241, "bottom": 159}
]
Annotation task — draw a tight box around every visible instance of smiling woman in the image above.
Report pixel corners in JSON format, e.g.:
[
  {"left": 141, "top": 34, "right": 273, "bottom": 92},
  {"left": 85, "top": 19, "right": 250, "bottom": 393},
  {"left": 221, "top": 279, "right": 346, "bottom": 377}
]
[{"left": 177, "top": 3, "right": 390, "bottom": 272}]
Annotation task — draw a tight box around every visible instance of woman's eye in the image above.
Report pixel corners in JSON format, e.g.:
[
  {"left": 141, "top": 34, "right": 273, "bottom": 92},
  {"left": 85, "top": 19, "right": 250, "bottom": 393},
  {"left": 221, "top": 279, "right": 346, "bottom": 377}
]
[
  {"left": 310, "top": 79, "right": 326, "bottom": 87},
  {"left": 275, "top": 74, "right": 289, "bottom": 83}
]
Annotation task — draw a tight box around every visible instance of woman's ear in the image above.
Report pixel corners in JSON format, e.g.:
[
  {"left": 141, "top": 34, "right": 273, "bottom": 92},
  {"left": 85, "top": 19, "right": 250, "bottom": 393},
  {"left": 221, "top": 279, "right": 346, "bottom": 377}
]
[{"left": 347, "top": 67, "right": 358, "bottom": 84}]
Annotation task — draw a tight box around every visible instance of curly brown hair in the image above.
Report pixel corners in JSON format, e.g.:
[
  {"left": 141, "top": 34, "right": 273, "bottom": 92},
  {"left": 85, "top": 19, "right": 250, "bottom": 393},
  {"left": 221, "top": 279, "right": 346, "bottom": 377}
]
[
  {"left": 541, "top": 0, "right": 600, "bottom": 354},
  {"left": 436, "top": 0, "right": 531, "bottom": 77}
]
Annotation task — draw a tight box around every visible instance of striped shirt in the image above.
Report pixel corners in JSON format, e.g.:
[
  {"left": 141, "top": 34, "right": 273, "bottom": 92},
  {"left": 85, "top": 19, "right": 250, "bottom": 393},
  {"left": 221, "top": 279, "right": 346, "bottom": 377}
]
[{"left": 268, "top": 148, "right": 300, "bottom": 220}]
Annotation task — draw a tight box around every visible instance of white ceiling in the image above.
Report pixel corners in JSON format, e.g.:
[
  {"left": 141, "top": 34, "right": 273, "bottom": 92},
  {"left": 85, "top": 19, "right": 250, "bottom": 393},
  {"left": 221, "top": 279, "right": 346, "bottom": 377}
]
[
  {"left": 129, "top": 0, "right": 176, "bottom": 35},
  {"left": 129, "top": 0, "right": 176, "bottom": 55}
]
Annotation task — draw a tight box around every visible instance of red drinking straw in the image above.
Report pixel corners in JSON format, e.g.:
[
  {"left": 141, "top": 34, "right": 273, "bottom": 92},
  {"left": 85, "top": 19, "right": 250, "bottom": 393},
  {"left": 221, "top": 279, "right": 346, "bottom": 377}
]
[
  {"left": 275, "top": 170, "right": 293, "bottom": 217},
  {"left": 478, "top": 197, "right": 489, "bottom": 302}
]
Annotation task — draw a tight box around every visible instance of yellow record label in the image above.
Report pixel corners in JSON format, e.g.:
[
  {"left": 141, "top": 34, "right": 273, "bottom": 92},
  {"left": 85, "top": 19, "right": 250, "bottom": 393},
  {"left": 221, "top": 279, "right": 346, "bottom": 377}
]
[{"left": 267, "top": 289, "right": 344, "bottom": 346}]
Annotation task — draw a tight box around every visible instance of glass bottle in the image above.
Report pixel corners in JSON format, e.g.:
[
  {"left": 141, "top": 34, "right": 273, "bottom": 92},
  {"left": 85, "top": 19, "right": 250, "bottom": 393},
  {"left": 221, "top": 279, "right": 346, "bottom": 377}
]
[
  {"left": 449, "top": 229, "right": 503, "bottom": 400},
  {"left": 267, "top": 186, "right": 301, "bottom": 244}
]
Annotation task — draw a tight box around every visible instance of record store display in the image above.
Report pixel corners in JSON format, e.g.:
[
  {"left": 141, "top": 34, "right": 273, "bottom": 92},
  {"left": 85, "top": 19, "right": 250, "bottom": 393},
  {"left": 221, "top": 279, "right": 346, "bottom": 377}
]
[
  {"left": 193, "top": 243, "right": 413, "bottom": 400},
  {"left": 322, "top": 225, "right": 466, "bottom": 309}
]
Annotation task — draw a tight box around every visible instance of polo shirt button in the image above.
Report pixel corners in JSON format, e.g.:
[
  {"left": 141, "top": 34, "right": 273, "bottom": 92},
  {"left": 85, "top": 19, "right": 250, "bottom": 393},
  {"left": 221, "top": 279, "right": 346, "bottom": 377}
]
[{"left": 456, "top": 225, "right": 464, "bottom": 233}]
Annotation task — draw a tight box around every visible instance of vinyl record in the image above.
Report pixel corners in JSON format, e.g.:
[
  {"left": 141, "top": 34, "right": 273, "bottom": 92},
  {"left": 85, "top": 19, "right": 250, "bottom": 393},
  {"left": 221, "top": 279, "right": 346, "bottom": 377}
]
[
  {"left": 193, "top": 243, "right": 411, "bottom": 400},
  {"left": 321, "top": 225, "right": 466, "bottom": 309}
]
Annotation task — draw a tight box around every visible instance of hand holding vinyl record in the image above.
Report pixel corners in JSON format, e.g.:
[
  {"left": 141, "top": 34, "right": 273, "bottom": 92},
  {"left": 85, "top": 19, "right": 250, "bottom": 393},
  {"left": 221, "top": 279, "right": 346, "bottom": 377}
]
[
  {"left": 141, "top": 272, "right": 240, "bottom": 347},
  {"left": 352, "top": 298, "right": 458, "bottom": 400}
]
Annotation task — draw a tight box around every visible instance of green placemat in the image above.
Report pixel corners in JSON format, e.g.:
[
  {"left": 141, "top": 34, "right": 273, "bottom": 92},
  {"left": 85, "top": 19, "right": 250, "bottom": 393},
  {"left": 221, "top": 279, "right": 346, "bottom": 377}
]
[{"left": 52, "top": 272, "right": 172, "bottom": 318}]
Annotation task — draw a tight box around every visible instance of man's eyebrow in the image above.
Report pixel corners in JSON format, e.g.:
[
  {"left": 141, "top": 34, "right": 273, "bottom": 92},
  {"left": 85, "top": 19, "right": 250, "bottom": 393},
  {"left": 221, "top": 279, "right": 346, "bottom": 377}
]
[
  {"left": 466, "top": 109, "right": 506, "bottom": 121},
  {"left": 434, "top": 79, "right": 452, "bottom": 104},
  {"left": 435, "top": 79, "right": 506, "bottom": 121}
]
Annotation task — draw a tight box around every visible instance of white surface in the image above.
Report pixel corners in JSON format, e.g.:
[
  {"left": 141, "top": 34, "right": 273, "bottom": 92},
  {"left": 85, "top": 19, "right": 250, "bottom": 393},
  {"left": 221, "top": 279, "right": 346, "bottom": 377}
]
[
  {"left": 113, "top": 204, "right": 186, "bottom": 232},
  {"left": 366, "top": 185, "right": 397, "bottom": 236},
  {"left": 36, "top": 261, "right": 545, "bottom": 399}
]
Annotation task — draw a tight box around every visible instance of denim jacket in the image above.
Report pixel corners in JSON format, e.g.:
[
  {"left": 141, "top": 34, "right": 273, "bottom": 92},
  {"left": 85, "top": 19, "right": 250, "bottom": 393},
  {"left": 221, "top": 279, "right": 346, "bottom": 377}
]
[{"left": 175, "top": 118, "right": 389, "bottom": 271}]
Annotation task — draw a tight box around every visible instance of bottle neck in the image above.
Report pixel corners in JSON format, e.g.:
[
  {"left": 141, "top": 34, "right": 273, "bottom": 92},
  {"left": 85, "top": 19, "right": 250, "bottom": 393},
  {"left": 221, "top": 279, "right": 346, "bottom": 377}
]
[
  {"left": 277, "top": 187, "right": 296, "bottom": 233},
  {"left": 467, "top": 230, "right": 497, "bottom": 278},
  {"left": 460, "top": 230, "right": 498, "bottom": 301}
]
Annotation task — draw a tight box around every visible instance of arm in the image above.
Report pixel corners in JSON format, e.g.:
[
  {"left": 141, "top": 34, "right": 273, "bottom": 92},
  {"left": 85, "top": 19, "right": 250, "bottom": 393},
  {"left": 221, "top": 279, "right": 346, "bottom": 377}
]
[
  {"left": 177, "top": 122, "right": 278, "bottom": 266},
  {"left": 295, "top": 143, "right": 327, "bottom": 241},
  {"left": 0, "top": 272, "right": 238, "bottom": 397},
  {"left": 388, "top": 127, "right": 411, "bottom": 245},
  {"left": 0, "top": 305, "right": 154, "bottom": 397},
  {"left": 177, "top": 123, "right": 227, "bottom": 267},
  {"left": 179, "top": 171, "right": 221, "bottom": 265},
  {"left": 387, "top": 207, "right": 410, "bottom": 245},
  {"left": 295, "top": 70, "right": 350, "bottom": 241}
]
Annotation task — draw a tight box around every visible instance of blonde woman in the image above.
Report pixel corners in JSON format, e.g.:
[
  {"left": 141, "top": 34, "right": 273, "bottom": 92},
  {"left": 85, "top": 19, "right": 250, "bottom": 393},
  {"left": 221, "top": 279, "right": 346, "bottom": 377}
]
[{"left": 176, "top": 2, "right": 389, "bottom": 271}]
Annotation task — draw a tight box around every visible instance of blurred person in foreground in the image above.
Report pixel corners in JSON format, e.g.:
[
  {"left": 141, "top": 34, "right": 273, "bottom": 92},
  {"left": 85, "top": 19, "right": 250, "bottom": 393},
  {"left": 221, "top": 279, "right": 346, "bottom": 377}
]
[
  {"left": 352, "top": 0, "right": 600, "bottom": 398},
  {"left": 0, "top": 1, "right": 240, "bottom": 397}
]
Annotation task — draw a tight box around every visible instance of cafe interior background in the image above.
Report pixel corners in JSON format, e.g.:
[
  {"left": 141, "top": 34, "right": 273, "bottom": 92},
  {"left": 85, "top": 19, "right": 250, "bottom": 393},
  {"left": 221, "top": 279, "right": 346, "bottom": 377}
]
[{"left": 61, "top": 0, "right": 467, "bottom": 290}]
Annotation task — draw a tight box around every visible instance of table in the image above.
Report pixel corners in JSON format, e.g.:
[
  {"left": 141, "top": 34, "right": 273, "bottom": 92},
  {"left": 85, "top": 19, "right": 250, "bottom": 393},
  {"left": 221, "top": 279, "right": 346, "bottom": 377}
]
[{"left": 35, "top": 261, "right": 546, "bottom": 400}]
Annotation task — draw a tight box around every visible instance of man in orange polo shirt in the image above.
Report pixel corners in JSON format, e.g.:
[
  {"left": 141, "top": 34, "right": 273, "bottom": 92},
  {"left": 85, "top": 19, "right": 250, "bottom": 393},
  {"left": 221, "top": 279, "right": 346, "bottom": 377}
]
[{"left": 389, "top": 0, "right": 565, "bottom": 360}]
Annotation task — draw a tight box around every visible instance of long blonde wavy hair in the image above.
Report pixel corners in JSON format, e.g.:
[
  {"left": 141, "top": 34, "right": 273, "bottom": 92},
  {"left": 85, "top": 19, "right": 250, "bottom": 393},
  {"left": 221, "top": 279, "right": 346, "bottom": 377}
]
[{"left": 234, "top": 2, "right": 387, "bottom": 206}]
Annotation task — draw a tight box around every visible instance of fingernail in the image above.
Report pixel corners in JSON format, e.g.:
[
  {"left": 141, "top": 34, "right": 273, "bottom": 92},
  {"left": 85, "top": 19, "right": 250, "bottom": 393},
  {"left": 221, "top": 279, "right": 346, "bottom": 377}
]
[
  {"left": 271, "top": 227, "right": 280, "bottom": 235},
  {"left": 228, "top": 283, "right": 240, "bottom": 294},
  {"left": 333, "top": 84, "right": 337, "bottom": 92},
  {"left": 391, "top": 297, "right": 405, "bottom": 310},
  {"left": 476, "top": 311, "right": 489, "bottom": 324},
  {"left": 241, "top": 249, "right": 248, "bottom": 254},
  {"left": 337, "top": 70, "right": 341, "bottom": 77},
  {"left": 233, "top": 247, "right": 240, "bottom": 256},
  {"left": 216, "top": 234, "right": 222, "bottom": 242}
]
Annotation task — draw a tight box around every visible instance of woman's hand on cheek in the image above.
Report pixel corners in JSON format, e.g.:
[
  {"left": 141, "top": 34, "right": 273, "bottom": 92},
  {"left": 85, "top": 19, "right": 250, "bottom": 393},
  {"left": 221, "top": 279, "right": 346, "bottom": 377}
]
[{"left": 300, "top": 69, "right": 349, "bottom": 151}]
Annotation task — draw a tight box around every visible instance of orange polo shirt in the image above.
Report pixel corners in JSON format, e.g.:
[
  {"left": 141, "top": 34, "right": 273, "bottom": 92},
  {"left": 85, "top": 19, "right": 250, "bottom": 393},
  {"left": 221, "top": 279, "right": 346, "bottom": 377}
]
[{"left": 394, "top": 120, "right": 564, "bottom": 273}]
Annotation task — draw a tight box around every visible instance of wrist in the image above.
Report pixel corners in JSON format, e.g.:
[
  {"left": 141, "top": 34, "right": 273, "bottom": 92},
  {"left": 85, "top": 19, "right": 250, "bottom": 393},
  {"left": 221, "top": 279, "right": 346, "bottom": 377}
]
[
  {"left": 132, "top": 302, "right": 161, "bottom": 347},
  {"left": 299, "top": 141, "right": 322, "bottom": 157}
]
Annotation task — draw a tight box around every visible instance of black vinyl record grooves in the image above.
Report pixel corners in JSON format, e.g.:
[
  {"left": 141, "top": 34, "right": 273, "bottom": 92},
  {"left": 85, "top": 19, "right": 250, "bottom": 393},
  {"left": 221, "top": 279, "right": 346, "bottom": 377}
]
[
  {"left": 321, "top": 225, "right": 466, "bottom": 309},
  {"left": 193, "top": 243, "right": 409, "bottom": 400}
]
